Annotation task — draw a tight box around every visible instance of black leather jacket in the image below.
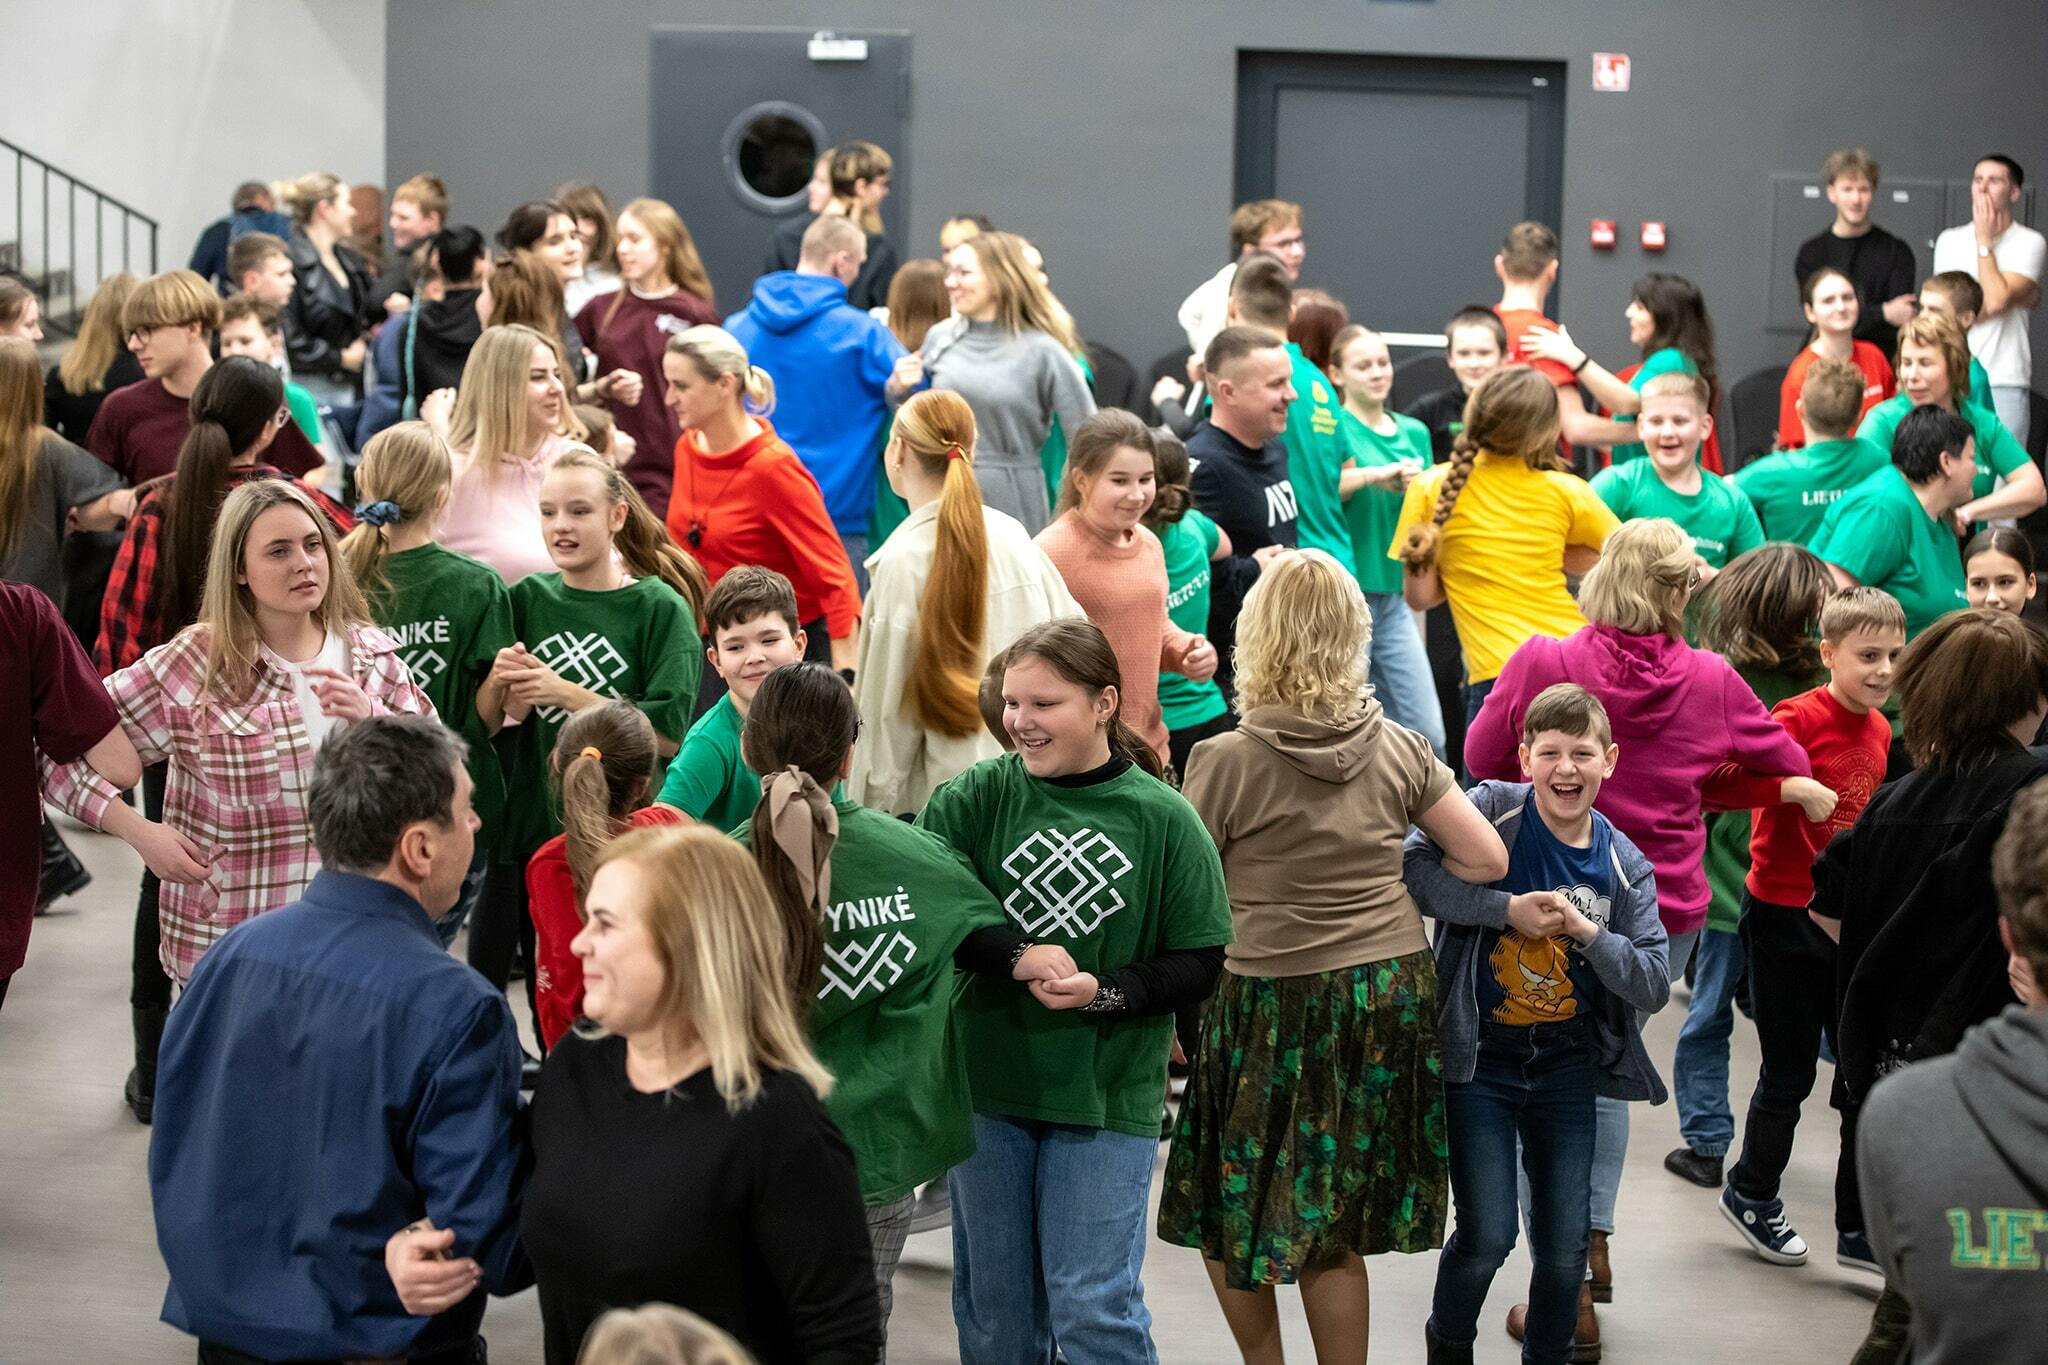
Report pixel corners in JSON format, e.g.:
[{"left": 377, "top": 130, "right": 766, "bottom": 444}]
[{"left": 284, "top": 229, "right": 375, "bottom": 384}]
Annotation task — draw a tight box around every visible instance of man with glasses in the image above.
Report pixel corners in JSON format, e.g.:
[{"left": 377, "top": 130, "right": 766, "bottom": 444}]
[
  {"left": 1175, "top": 200, "right": 1307, "bottom": 358},
  {"left": 85, "top": 269, "right": 322, "bottom": 485}
]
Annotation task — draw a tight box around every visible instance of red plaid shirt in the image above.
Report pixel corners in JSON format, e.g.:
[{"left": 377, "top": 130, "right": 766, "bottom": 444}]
[
  {"left": 44, "top": 623, "right": 434, "bottom": 983},
  {"left": 97, "top": 467, "right": 354, "bottom": 676}
]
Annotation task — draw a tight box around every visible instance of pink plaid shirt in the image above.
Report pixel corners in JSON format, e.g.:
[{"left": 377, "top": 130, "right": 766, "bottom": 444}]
[{"left": 43, "top": 623, "right": 434, "bottom": 983}]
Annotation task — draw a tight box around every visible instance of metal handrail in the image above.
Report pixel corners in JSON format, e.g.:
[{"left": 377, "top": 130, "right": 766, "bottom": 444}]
[{"left": 1, "top": 135, "right": 159, "bottom": 336}]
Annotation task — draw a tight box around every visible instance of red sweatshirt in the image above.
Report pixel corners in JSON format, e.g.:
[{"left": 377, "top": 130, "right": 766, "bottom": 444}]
[
  {"left": 665, "top": 418, "right": 862, "bottom": 638},
  {"left": 1707, "top": 685, "right": 1889, "bottom": 907},
  {"left": 527, "top": 804, "right": 684, "bottom": 1049}
]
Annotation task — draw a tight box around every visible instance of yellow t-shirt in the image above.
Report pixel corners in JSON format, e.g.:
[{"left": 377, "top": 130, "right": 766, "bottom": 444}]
[{"left": 1389, "top": 453, "right": 1619, "bottom": 683}]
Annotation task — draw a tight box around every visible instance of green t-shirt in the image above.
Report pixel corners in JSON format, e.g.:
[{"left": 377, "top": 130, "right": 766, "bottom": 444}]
[
  {"left": 1809, "top": 465, "right": 1968, "bottom": 639},
  {"left": 916, "top": 755, "right": 1232, "bottom": 1138},
  {"left": 655, "top": 693, "right": 759, "bottom": 833},
  {"left": 503, "top": 573, "right": 701, "bottom": 859},
  {"left": 1700, "top": 664, "right": 1823, "bottom": 934},
  {"left": 1338, "top": 406, "right": 1433, "bottom": 595},
  {"left": 740, "top": 800, "right": 1005, "bottom": 1203},
  {"left": 1732, "top": 438, "right": 1892, "bottom": 546},
  {"left": 1607, "top": 347, "right": 1696, "bottom": 464},
  {"left": 368, "top": 544, "right": 516, "bottom": 840},
  {"left": 1285, "top": 343, "right": 1357, "bottom": 575},
  {"left": 283, "top": 381, "right": 323, "bottom": 447},
  {"left": 1856, "top": 394, "right": 2028, "bottom": 504},
  {"left": 1156, "top": 511, "right": 1229, "bottom": 732},
  {"left": 1969, "top": 356, "right": 1995, "bottom": 411},
  {"left": 1589, "top": 457, "right": 1764, "bottom": 568}
]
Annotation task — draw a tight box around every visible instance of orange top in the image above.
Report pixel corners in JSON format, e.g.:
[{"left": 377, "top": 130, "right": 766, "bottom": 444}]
[{"left": 1777, "top": 342, "right": 1895, "bottom": 449}]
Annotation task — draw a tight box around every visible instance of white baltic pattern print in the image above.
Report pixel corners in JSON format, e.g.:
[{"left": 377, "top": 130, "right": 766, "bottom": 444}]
[{"left": 999, "top": 827, "right": 1133, "bottom": 938}]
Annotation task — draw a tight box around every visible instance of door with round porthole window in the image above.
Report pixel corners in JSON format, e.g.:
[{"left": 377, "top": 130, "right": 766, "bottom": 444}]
[{"left": 651, "top": 27, "right": 911, "bottom": 312}]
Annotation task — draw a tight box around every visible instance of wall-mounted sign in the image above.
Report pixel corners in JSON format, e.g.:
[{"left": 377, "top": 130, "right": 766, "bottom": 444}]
[{"left": 1593, "top": 53, "right": 1631, "bottom": 92}]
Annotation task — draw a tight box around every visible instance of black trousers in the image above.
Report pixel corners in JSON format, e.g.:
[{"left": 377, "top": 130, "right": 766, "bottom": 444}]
[
  {"left": 132, "top": 763, "right": 173, "bottom": 1012},
  {"left": 1167, "top": 710, "right": 1237, "bottom": 786},
  {"left": 198, "top": 1335, "right": 485, "bottom": 1364},
  {"left": 1727, "top": 894, "right": 1862, "bottom": 1235}
]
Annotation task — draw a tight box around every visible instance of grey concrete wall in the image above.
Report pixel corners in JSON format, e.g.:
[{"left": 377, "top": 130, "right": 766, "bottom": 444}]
[{"left": 387, "top": 0, "right": 2048, "bottom": 385}]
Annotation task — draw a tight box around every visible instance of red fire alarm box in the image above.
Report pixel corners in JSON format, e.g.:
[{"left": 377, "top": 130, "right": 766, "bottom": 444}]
[
  {"left": 1593, "top": 53, "right": 1630, "bottom": 92},
  {"left": 1641, "top": 221, "right": 1668, "bottom": 251},
  {"left": 1591, "top": 219, "right": 1617, "bottom": 249}
]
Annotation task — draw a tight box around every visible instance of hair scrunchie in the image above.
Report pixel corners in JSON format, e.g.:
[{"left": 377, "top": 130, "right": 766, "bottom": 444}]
[
  {"left": 946, "top": 445, "right": 966, "bottom": 462},
  {"left": 353, "top": 500, "right": 403, "bottom": 527},
  {"left": 763, "top": 766, "right": 838, "bottom": 918},
  {"left": 578, "top": 745, "right": 603, "bottom": 762}
]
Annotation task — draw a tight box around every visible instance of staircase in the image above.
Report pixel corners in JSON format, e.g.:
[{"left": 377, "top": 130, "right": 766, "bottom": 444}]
[{"left": 1, "top": 137, "right": 158, "bottom": 338}]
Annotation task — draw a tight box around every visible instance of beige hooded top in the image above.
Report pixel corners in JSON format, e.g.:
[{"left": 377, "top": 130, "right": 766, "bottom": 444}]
[{"left": 1182, "top": 696, "right": 1455, "bottom": 977}]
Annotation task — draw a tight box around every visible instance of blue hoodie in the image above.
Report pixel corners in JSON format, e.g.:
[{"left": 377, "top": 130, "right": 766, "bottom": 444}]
[{"left": 726, "top": 272, "right": 906, "bottom": 536}]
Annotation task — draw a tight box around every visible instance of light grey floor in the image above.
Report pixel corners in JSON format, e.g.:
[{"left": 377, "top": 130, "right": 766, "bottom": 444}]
[{"left": 2, "top": 824, "right": 1876, "bottom": 1362}]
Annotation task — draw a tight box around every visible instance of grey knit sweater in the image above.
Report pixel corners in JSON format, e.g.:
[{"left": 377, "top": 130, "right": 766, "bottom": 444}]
[{"left": 918, "top": 317, "right": 1096, "bottom": 534}]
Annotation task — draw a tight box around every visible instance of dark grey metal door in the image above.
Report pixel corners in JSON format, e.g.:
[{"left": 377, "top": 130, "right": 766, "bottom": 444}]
[
  {"left": 1764, "top": 174, "right": 1948, "bottom": 334},
  {"left": 650, "top": 27, "right": 910, "bottom": 315},
  {"left": 1236, "top": 53, "right": 1566, "bottom": 346}
]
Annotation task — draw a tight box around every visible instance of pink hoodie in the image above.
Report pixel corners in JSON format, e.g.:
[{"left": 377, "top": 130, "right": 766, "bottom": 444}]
[{"left": 1465, "top": 623, "right": 1811, "bottom": 935}]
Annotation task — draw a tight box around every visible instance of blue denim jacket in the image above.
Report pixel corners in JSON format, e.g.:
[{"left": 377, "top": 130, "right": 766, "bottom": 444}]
[
  {"left": 1405, "top": 781, "right": 1671, "bottom": 1102},
  {"left": 150, "top": 871, "right": 533, "bottom": 1359}
]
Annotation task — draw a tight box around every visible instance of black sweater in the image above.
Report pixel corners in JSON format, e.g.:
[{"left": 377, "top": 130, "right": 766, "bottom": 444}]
[
  {"left": 523, "top": 1034, "right": 881, "bottom": 1365},
  {"left": 1187, "top": 418, "right": 1297, "bottom": 698},
  {"left": 1792, "top": 225, "right": 1917, "bottom": 357}
]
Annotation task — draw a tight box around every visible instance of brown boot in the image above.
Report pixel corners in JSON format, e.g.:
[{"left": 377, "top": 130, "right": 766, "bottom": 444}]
[
  {"left": 1505, "top": 1282, "right": 1603, "bottom": 1363},
  {"left": 1588, "top": 1229, "right": 1612, "bottom": 1302}
]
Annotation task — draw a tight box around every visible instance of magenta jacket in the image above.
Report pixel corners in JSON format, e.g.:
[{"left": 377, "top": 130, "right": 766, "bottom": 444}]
[{"left": 1465, "top": 623, "right": 1810, "bottom": 935}]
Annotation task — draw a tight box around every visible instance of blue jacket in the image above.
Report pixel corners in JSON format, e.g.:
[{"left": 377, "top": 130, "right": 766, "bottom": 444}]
[
  {"left": 1405, "top": 781, "right": 1672, "bottom": 1101},
  {"left": 355, "top": 311, "right": 409, "bottom": 445},
  {"left": 726, "top": 271, "right": 905, "bottom": 536},
  {"left": 150, "top": 871, "right": 532, "bottom": 1359}
]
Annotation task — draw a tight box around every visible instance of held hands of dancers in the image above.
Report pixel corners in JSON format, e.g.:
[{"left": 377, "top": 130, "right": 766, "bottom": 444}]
[
  {"left": 385, "top": 1220, "right": 482, "bottom": 1317},
  {"left": 1780, "top": 776, "right": 1839, "bottom": 824},
  {"left": 1009, "top": 943, "right": 1109, "bottom": 1012},
  {"left": 1509, "top": 890, "right": 1602, "bottom": 946}
]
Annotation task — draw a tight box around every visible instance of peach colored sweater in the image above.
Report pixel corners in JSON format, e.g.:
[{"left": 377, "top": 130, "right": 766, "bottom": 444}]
[{"left": 1035, "top": 512, "right": 1196, "bottom": 764}]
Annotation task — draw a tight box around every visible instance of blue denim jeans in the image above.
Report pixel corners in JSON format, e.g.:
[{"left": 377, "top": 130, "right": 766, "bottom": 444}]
[
  {"left": 1432, "top": 1020, "right": 1599, "bottom": 1364},
  {"left": 1461, "top": 675, "right": 1496, "bottom": 731},
  {"left": 949, "top": 1114, "right": 1159, "bottom": 1365},
  {"left": 1673, "top": 925, "right": 1745, "bottom": 1157},
  {"left": 1366, "top": 592, "right": 1447, "bottom": 759},
  {"left": 1587, "top": 929, "right": 1696, "bottom": 1232}
]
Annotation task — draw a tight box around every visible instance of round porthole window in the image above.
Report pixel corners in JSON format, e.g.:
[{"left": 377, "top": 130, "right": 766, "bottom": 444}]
[{"left": 722, "top": 103, "right": 828, "bottom": 212}]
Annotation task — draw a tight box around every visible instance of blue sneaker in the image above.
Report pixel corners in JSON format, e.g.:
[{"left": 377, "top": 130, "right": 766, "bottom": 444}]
[
  {"left": 1837, "top": 1229, "right": 1882, "bottom": 1276},
  {"left": 1720, "top": 1185, "right": 1808, "bottom": 1265}
]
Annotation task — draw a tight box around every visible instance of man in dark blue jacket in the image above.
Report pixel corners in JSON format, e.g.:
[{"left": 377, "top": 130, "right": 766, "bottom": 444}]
[
  {"left": 727, "top": 214, "right": 909, "bottom": 588},
  {"left": 149, "top": 715, "right": 530, "bottom": 1364}
]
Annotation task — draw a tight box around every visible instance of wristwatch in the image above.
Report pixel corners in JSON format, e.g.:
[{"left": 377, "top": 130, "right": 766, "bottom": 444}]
[{"left": 1980, "top": 244, "right": 1995, "bottom": 258}]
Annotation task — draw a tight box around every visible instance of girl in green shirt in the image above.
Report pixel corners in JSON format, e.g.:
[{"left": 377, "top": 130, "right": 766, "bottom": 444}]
[
  {"left": 917, "top": 618, "right": 1232, "bottom": 1365},
  {"left": 1524, "top": 272, "right": 1725, "bottom": 469},
  {"left": 341, "top": 421, "right": 516, "bottom": 945},
  {"left": 739, "top": 661, "right": 1076, "bottom": 1346},
  {"left": 488, "top": 449, "right": 707, "bottom": 1000},
  {"left": 1329, "top": 324, "right": 1447, "bottom": 757}
]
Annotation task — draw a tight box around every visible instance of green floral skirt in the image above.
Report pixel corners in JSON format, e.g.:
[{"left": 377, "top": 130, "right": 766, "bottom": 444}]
[{"left": 1157, "top": 950, "right": 1449, "bottom": 1288}]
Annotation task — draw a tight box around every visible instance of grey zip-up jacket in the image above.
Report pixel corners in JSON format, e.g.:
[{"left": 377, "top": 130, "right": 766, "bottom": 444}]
[{"left": 1404, "top": 780, "right": 1672, "bottom": 1101}]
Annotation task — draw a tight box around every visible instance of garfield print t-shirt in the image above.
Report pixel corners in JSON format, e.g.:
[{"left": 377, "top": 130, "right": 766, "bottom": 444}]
[{"left": 1476, "top": 808, "right": 1615, "bottom": 1027}]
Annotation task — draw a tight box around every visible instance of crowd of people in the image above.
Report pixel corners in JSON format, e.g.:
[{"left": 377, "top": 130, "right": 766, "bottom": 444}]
[{"left": 4, "top": 138, "right": 2047, "bottom": 1365}]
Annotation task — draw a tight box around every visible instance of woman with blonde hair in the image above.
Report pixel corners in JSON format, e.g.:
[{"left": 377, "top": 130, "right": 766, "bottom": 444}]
[
  {"left": 851, "top": 388, "right": 1079, "bottom": 814},
  {"left": 44, "top": 271, "right": 144, "bottom": 441},
  {"left": 573, "top": 197, "right": 718, "bottom": 513},
  {"left": 576, "top": 1304, "right": 755, "bottom": 1365},
  {"left": 279, "top": 171, "right": 375, "bottom": 408},
  {"left": 434, "top": 323, "right": 583, "bottom": 584},
  {"left": 1160, "top": 549, "right": 1506, "bottom": 1362},
  {"left": 1463, "top": 517, "right": 1822, "bottom": 1323},
  {"left": 45, "top": 478, "right": 433, "bottom": 990},
  {"left": 1392, "top": 365, "right": 1621, "bottom": 727},
  {"left": 661, "top": 324, "right": 861, "bottom": 673},
  {"left": 897, "top": 229, "right": 1096, "bottom": 535},
  {"left": 390, "top": 824, "right": 881, "bottom": 1365}
]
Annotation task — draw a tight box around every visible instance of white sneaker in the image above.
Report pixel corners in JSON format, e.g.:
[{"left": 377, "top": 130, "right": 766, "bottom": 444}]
[{"left": 908, "top": 1182, "right": 952, "bottom": 1234}]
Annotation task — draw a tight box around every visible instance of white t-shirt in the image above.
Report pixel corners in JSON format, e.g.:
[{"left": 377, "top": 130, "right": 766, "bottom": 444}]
[
  {"left": 1932, "top": 221, "right": 2047, "bottom": 387},
  {"left": 263, "top": 631, "right": 350, "bottom": 753}
]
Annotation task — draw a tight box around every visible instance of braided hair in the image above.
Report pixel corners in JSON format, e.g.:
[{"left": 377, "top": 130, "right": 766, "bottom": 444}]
[{"left": 1398, "top": 365, "right": 1562, "bottom": 571}]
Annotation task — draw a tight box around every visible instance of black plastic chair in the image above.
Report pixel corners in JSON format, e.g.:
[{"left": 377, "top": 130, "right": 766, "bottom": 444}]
[
  {"left": 1727, "top": 365, "right": 1785, "bottom": 474},
  {"left": 1084, "top": 341, "right": 1141, "bottom": 414}
]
